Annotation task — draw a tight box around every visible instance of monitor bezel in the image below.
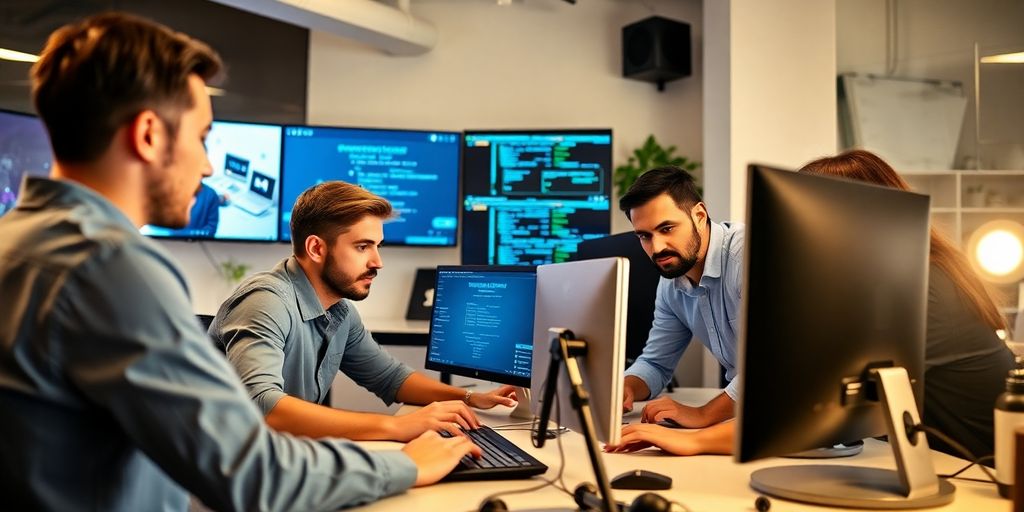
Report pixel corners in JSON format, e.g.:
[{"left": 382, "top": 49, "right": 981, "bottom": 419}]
[
  {"left": 424, "top": 264, "right": 538, "bottom": 388},
  {"left": 279, "top": 124, "right": 463, "bottom": 247}
]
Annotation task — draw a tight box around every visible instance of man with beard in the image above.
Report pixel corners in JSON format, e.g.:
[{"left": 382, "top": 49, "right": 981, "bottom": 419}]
[
  {"left": 0, "top": 13, "right": 480, "bottom": 511},
  {"left": 617, "top": 166, "right": 745, "bottom": 430},
  {"left": 209, "top": 181, "right": 518, "bottom": 441}
]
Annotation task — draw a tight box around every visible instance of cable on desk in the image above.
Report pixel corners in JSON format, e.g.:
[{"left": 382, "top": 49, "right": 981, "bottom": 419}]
[
  {"left": 940, "top": 455, "right": 993, "bottom": 480},
  {"left": 912, "top": 424, "right": 997, "bottom": 486},
  {"left": 470, "top": 379, "right": 573, "bottom": 512}
]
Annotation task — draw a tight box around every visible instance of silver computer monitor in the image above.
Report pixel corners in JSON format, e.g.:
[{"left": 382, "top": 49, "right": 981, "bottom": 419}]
[{"left": 529, "top": 257, "right": 628, "bottom": 445}]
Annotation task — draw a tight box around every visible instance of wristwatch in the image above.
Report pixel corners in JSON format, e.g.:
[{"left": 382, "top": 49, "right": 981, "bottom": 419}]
[{"left": 463, "top": 389, "right": 473, "bottom": 404}]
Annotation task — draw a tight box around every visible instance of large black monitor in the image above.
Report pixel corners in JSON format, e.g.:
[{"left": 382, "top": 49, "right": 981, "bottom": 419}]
[
  {"left": 0, "top": 109, "right": 52, "bottom": 217},
  {"left": 736, "top": 166, "right": 954, "bottom": 508},
  {"left": 461, "top": 129, "right": 612, "bottom": 265},
  {"left": 573, "top": 232, "right": 660, "bottom": 366},
  {"left": 141, "top": 120, "right": 282, "bottom": 241},
  {"left": 425, "top": 266, "right": 537, "bottom": 389},
  {"left": 280, "top": 126, "right": 461, "bottom": 246}
]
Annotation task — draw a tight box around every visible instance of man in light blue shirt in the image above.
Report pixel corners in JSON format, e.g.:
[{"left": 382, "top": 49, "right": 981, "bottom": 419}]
[
  {"left": 618, "top": 166, "right": 745, "bottom": 429},
  {"left": 209, "top": 181, "right": 518, "bottom": 441},
  {"left": 0, "top": 13, "right": 477, "bottom": 511}
]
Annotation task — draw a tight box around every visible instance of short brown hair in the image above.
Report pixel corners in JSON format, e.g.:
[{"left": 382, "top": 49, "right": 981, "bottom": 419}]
[
  {"left": 290, "top": 181, "right": 394, "bottom": 256},
  {"left": 31, "top": 12, "right": 222, "bottom": 163}
]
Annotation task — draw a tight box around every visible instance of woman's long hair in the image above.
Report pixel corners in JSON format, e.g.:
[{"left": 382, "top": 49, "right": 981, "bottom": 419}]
[{"left": 798, "top": 149, "right": 1006, "bottom": 332}]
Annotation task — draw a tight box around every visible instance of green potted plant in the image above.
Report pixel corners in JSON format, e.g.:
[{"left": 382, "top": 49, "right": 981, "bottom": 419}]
[
  {"left": 613, "top": 134, "right": 700, "bottom": 198},
  {"left": 220, "top": 258, "right": 251, "bottom": 285}
]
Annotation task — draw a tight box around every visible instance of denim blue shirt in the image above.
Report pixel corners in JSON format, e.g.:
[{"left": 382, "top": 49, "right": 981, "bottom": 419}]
[
  {"left": 0, "top": 177, "right": 416, "bottom": 511},
  {"left": 625, "top": 221, "right": 746, "bottom": 400},
  {"left": 209, "top": 257, "right": 415, "bottom": 415}
]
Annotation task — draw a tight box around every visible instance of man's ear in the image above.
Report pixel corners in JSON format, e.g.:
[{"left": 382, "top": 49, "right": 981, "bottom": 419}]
[
  {"left": 304, "top": 235, "right": 328, "bottom": 264},
  {"left": 692, "top": 202, "right": 709, "bottom": 228},
  {"left": 126, "top": 110, "right": 164, "bottom": 165}
]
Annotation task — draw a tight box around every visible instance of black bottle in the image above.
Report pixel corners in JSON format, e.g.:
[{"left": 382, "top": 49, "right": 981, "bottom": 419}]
[{"left": 996, "top": 368, "right": 1024, "bottom": 499}]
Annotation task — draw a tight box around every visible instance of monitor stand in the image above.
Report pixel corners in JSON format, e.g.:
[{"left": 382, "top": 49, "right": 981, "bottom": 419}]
[
  {"left": 750, "top": 367, "right": 956, "bottom": 509},
  {"left": 509, "top": 386, "right": 534, "bottom": 420}
]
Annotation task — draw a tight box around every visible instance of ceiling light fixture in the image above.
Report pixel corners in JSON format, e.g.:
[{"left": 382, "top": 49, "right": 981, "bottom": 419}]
[{"left": 980, "top": 51, "right": 1024, "bottom": 64}]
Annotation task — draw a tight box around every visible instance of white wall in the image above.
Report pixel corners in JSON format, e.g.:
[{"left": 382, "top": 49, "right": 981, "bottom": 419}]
[
  {"left": 836, "top": 0, "right": 1024, "bottom": 169},
  {"left": 164, "top": 0, "right": 704, "bottom": 321},
  {"left": 704, "top": 0, "right": 837, "bottom": 225}
]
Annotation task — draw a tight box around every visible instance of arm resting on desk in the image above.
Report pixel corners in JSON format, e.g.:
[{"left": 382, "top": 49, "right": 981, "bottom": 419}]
[{"left": 395, "top": 372, "right": 518, "bottom": 410}]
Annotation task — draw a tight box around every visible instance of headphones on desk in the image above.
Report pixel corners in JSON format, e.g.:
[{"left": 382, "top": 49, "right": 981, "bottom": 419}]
[{"left": 476, "top": 483, "right": 680, "bottom": 512}]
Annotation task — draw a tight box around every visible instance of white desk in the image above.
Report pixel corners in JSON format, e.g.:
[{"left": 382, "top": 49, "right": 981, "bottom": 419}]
[{"left": 356, "top": 389, "right": 1003, "bottom": 511}]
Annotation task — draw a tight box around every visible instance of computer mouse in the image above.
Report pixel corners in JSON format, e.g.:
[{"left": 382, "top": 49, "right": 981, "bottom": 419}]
[
  {"left": 655, "top": 418, "right": 683, "bottom": 428},
  {"left": 610, "top": 469, "right": 672, "bottom": 490}
]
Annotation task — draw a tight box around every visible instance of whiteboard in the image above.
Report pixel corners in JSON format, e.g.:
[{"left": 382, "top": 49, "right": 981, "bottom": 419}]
[{"left": 840, "top": 73, "right": 967, "bottom": 170}]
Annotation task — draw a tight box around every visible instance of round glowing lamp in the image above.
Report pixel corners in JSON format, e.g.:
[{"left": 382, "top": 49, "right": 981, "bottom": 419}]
[{"left": 966, "top": 220, "right": 1024, "bottom": 284}]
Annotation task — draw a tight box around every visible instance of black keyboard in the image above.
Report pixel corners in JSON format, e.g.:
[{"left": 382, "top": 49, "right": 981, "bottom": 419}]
[{"left": 440, "top": 426, "right": 548, "bottom": 481}]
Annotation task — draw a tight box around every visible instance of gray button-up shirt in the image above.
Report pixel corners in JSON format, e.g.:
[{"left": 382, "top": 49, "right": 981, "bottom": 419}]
[
  {"left": 625, "top": 221, "right": 745, "bottom": 400},
  {"left": 209, "top": 257, "right": 414, "bottom": 416},
  {"left": 0, "top": 177, "right": 416, "bottom": 512}
]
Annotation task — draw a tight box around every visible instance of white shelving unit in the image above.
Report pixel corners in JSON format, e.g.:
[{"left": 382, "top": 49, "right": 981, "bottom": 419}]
[{"left": 902, "top": 170, "right": 1024, "bottom": 326}]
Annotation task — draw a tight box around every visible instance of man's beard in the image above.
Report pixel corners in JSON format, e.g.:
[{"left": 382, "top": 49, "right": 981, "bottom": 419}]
[
  {"left": 321, "top": 251, "right": 377, "bottom": 301},
  {"left": 144, "top": 145, "right": 190, "bottom": 228},
  {"left": 651, "top": 222, "right": 701, "bottom": 279}
]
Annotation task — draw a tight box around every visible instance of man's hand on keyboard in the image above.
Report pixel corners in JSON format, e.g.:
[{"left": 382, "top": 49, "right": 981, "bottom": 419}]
[
  {"left": 467, "top": 385, "right": 518, "bottom": 409},
  {"left": 403, "top": 430, "right": 482, "bottom": 486},
  {"left": 387, "top": 400, "right": 481, "bottom": 441},
  {"left": 640, "top": 396, "right": 703, "bottom": 427}
]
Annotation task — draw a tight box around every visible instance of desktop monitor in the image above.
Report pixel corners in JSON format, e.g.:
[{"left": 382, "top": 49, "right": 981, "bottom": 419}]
[
  {"left": 736, "top": 166, "right": 954, "bottom": 508},
  {"left": 0, "top": 109, "right": 53, "bottom": 217},
  {"left": 140, "top": 120, "right": 282, "bottom": 241},
  {"left": 461, "top": 129, "right": 613, "bottom": 265},
  {"left": 530, "top": 257, "right": 628, "bottom": 445},
  {"left": 280, "top": 126, "right": 461, "bottom": 246},
  {"left": 573, "top": 232, "right": 660, "bottom": 366},
  {"left": 424, "top": 266, "right": 538, "bottom": 388}
]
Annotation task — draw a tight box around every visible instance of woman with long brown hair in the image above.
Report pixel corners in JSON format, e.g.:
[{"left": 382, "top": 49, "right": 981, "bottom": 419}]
[
  {"left": 796, "top": 150, "right": 1014, "bottom": 458},
  {"left": 606, "top": 149, "right": 1015, "bottom": 461}
]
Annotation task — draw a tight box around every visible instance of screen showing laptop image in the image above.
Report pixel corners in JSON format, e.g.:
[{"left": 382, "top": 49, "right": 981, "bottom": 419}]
[
  {"left": 140, "top": 120, "right": 282, "bottom": 241},
  {"left": 424, "top": 265, "right": 546, "bottom": 481},
  {"left": 736, "top": 166, "right": 953, "bottom": 508}
]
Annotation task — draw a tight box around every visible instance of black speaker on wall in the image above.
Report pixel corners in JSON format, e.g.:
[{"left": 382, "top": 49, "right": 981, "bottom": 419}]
[{"left": 622, "top": 16, "right": 692, "bottom": 91}]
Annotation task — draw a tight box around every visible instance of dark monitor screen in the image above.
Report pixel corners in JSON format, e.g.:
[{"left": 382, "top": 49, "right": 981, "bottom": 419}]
[
  {"left": 425, "top": 266, "right": 537, "bottom": 387},
  {"left": 461, "top": 129, "right": 612, "bottom": 265},
  {"left": 0, "top": 109, "right": 52, "bottom": 217},
  {"left": 280, "top": 126, "right": 461, "bottom": 246},
  {"left": 738, "top": 166, "right": 930, "bottom": 461},
  {"left": 141, "top": 120, "right": 282, "bottom": 241},
  {"left": 572, "top": 232, "right": 659, "bottom": 366}
]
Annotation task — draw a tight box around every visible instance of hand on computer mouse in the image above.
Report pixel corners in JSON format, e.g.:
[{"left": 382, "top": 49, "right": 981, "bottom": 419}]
[
  {"left": 640, "top": 396, "right": 699, "bottom": 427},
  {"left": 466, "top": 385, "right": 518, "bottom": 409},
  {"left": 403, "top": 430, "right": 482, "bottom": 487}
]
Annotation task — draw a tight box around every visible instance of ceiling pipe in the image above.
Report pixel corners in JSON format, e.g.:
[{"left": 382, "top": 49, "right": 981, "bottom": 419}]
[{"left": 209, "top": 0, "right": 437, "bottom": 55}]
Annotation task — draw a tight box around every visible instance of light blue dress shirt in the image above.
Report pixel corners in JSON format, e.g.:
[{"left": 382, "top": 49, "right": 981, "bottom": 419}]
[
  {"left": 0, "top": 177, "right": 416, "bottom": 511},
  {"left": 625, "top": 221, "right": 746, "bottom": 400},
  {"left": 209, "top": 257, "right": 415, "bottom": 415}
]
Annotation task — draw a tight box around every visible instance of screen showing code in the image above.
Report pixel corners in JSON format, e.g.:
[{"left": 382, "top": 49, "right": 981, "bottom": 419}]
[{"left": 427, "top": 269, "right": 537, "bottom": 381}]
